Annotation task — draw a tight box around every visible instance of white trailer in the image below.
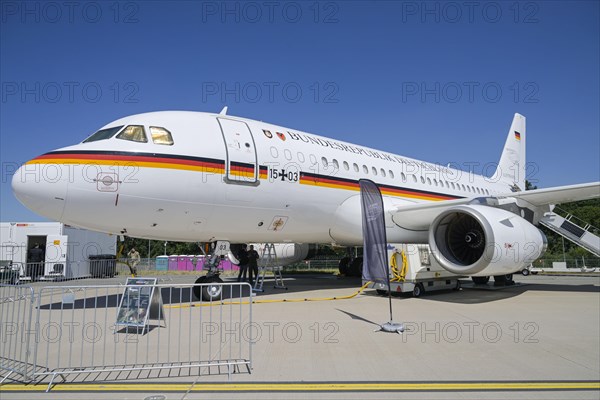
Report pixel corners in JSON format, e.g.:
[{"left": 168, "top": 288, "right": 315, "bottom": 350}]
[
  {"left": 0, "top": 222, "right": 116, "bottom": 282},
  {"left": 369, "top": 244, "right": 463, "bottom": 297}
]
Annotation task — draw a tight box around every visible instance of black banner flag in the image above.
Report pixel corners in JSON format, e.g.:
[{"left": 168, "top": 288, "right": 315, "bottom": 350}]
[{"left": 359, "top": 179, "right": 390, "bottom": 288}]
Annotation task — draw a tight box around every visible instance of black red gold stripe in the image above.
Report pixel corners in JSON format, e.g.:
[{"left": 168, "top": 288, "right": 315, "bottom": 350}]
[
  {"left": 27, "top": 150, "right": 461, "bottom": 202},
  {"left": 300, "top": 172, "right": 460, "bottom": 201},
  {"left": 28, "top": 150, "right": 226, "bottom": 173}
]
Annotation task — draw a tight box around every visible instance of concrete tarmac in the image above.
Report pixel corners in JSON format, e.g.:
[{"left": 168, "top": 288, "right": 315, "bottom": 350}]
[{"left": 2, "top": 273, "right": 599, "bottom": 399}]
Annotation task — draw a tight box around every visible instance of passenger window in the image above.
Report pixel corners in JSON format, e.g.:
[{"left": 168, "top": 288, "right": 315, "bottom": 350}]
[
  {"left": 401, "top": 172, "right": 406, "bottom": 181},
  {"left": 380, "top": 168, "right": 386, "bottom": 177},
  {"left": 343, "top": 161, "right": 349, "bottom": 171},
  {"left": 389, "top": 170, "right": 395, "bottom": 179},
  {"left": 427, "top": 178, "right": 432, "bottom": 185},
  {"left": 353, "top": 163, "right": 359, "bottom": 172},
  {"left": 117, "top": 125, "right": 147, "bottom": 143},
  {"left": 150, "top": 126, "right": 174, "bottom": 145},
  {"left": 372, "top": 167, "right": 378, "bottom": 176},
  {"left": 420, "top": 177, "right": 425, "bottom": 184},
  {"left": 321, "top": 157, "right": 328, "bottom": 168},
  {"left": 363, "top": 165, "right": 368, "bottom": 174},
  {"left": 333, "top": 159, "right": 339, "bottom": 169},
  {"left": 412, "top": 175, "right": 417, "bottom": 183}
]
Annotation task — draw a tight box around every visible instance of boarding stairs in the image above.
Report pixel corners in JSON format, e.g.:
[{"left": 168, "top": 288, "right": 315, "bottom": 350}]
[{"left": 539, "top": 209, "right": 600, "bottom": 257}]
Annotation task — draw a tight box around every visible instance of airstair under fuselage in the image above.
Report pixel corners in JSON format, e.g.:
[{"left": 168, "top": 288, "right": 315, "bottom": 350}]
[{"left": 539, "top": 212, "right": 600, "bottom": 257}]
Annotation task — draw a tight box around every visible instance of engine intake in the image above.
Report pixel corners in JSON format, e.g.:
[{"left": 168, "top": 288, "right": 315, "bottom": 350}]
[{"left": 429, "top": 205, "right": 547, "bottom": 276}]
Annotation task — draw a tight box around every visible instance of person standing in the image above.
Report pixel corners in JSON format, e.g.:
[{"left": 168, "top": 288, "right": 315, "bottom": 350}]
[
  {"left": 236, "top": 244, "right": 249, "bottom": 282},
  {"left": 247, "top": 245, "right": 260, "bottom": 286},
  {"left": 28, "top": 244, "right": 44, "bottom": 280},
  {"left": 127, "top": 247, "right": 141, "bottom": 276}
]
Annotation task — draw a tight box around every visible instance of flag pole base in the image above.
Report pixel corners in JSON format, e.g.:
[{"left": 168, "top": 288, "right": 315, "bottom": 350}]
[{"left": 377, "top": 321, "right": 404, "bottom": 334}]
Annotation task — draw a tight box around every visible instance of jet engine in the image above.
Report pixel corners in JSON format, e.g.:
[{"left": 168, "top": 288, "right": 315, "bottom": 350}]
[{"left": 428, "top": 205, "right": 547, "bottom": 276}]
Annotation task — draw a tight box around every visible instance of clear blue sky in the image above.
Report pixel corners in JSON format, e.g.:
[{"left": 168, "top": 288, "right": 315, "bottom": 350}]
[{"left": 1, "top": 1, "right": 599, "bottom": 222}]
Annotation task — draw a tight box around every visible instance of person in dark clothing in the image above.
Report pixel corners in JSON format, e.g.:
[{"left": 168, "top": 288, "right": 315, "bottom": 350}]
[
  {"left": 28, "top": 244, "right": 44, "bottom": 280},
  {"left": 247, "top": 245, "right": 260, "bottom": 286},
  {"left": 236, "top": 244, "right": 249, "bottom": 282}
]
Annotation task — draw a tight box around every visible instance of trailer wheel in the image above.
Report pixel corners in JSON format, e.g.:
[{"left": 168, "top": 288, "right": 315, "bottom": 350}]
[
  {"left": 201, "top": 276, "right": 223, "bottom": 302},
  {"left": 413, "top": 283, "right": 424, "bottom": 298}
]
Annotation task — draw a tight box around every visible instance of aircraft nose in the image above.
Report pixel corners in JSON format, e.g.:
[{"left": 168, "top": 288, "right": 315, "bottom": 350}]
[{"left": 12, "top": 159, "right": 68, "bottom": 221}]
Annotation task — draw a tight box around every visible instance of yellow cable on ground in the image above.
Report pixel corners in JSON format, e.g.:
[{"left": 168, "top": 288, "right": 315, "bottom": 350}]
[{"left": 168, "top": 281, "right": 373, "bottom": 308}]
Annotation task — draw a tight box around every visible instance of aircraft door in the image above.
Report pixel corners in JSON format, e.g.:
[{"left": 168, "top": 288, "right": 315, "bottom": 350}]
[{"left": 217, "top": 118, "right": 258, "bottom": 185}]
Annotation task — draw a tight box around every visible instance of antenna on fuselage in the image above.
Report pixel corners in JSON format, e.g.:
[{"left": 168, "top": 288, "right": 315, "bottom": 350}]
[{"left": 219, "top": 106, "right": 228, "bottom": 115}]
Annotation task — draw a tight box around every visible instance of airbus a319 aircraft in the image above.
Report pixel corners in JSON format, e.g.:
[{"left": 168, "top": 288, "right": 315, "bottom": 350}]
[{"left": 11, "top": 109, "right": 599, "bottom": 295}]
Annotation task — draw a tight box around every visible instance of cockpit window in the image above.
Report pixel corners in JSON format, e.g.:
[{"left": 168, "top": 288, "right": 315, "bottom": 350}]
[
  {"left": 150, "top": 126, "right": 174, "bottom": 145},
  {"left": 116, "top": 125, "right": 148, "bottom": 143},
  {"left": 82, "top": 126, "right": 123, "bottom": 143}
]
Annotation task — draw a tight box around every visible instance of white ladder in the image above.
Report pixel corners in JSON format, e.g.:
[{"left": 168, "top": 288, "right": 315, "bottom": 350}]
[{"left": 254, "top": 243, "right": 287, "bottom": 292}]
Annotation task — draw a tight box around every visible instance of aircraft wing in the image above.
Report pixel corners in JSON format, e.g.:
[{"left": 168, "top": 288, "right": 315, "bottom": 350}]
[
  {"left": 506, "top": 182, "right": 600, "bottom": 206},
  {"left": 390, "top": 182, "right": 600, "bottom": 231}
]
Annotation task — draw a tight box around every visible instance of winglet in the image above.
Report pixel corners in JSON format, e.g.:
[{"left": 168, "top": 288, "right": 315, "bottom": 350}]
[
  {"left": 219, "top": 106, "right": 228, "bottom": 115},
  {"left": 495, "top": 113, "right": 526, "bottom": 192}
]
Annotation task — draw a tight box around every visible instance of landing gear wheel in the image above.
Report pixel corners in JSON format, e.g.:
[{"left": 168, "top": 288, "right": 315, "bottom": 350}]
[
  {"left": 338, "top": 257, "right": 350, "bottom": 276},
  {"left": 413, "top": 283, "right": 424, "bottom": 298},
  {"left": 505, "top": 273, "right": 515, "bottom": 286},
  {"left": 348, "top": 258, "right": 363, "bottom": 277},
  {"left": 192, "top": 276, "right": 208, "bottom": 300},
  {"left": 454, "top": 280, "right": 461, "bottom": 290},
  {"left": 472, "top": 276, "right": 490, "bottom": 285},
  {"left": 521, "top": 269, "right": 530, "bottom": 276},
  {"left": 202, "top": 276, "right": 223, "bottom": 301}
]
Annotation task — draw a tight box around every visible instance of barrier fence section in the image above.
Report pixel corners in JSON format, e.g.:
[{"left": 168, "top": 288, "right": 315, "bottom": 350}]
[
  {"left": 0, "top": 285, "right": 36, "bottom": 382},
  {"left": 1, "top": 282, "right": 253, "bottom": 388}
]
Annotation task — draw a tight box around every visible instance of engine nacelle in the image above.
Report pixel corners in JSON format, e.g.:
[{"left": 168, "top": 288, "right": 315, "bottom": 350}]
[
  {"left": 429, "top": 205, "right": 547, "bottom": 276},
  {"left": 229, "top": 243, "right": 317, "bottom": 267}
]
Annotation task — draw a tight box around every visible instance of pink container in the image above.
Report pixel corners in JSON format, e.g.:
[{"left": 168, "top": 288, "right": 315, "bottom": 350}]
[{"left": 177, "top": 256, "right": 188, "bottom": 271}]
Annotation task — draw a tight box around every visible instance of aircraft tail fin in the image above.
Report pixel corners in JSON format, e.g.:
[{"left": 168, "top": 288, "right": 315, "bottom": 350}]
[{"left": 495, "top": 113, "right": 526, "bottom": 192}]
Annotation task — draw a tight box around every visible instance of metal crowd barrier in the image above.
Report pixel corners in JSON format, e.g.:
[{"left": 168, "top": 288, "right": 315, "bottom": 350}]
[
  {"left": 0, "top": 282, "right": 253, "bottom": 389},
  {"left": 0, "top": 284, "right": 36, "bottom": 382}
]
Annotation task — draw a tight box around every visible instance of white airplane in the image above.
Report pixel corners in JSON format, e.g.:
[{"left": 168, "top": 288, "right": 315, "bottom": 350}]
[{"left": 11, "top": 109, "right": 599, "bottom": 295}]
